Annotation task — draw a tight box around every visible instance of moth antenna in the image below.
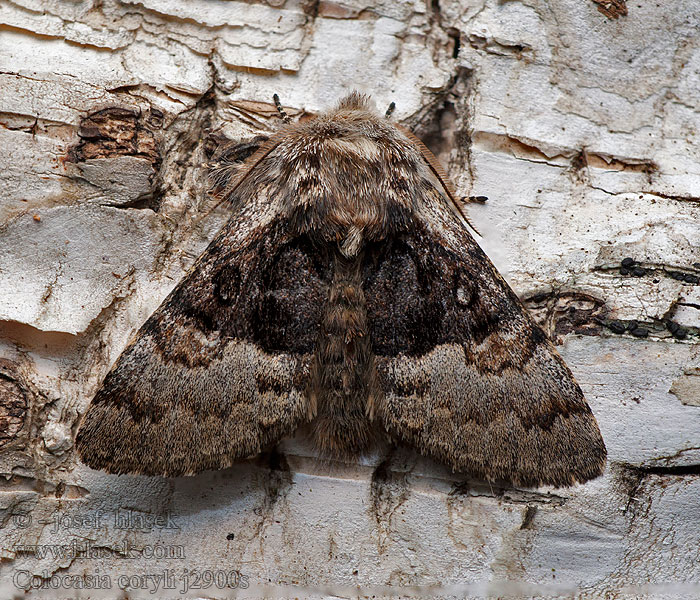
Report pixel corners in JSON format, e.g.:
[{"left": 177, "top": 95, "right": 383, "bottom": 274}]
[
  {"left": 455, "top": 197, "right": 482, "bottom": 237},
  {"left": 385, "top": 102, "right": 396, "bottom": 119},
  {"left": 396, "top": 124, "right": 482, "bottom": 237},
  {"left": 273, "top": 93, "right": 291, "bottom": 124},
  {"left": 194, "top": 132, "right": 291, "bottom": 226}
]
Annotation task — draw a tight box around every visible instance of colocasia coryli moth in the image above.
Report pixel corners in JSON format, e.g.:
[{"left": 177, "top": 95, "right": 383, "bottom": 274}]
[{"left": 76, "top": 93, "right": 606, "bottom": 487}]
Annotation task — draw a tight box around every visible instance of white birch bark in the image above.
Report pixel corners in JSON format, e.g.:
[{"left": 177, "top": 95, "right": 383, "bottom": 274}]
[{"left": 0, "top": 0, "right": 698, "bottom": 598}]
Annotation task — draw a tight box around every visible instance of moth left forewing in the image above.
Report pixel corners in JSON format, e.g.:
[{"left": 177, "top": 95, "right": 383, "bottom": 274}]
[{"left": 367, "top": 185, "right": 606, "bottom": 488}]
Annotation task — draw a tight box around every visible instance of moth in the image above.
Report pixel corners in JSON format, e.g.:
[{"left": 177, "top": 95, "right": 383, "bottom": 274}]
[{"left": 76, "top": 92, "right": 606, "bottom": 487}]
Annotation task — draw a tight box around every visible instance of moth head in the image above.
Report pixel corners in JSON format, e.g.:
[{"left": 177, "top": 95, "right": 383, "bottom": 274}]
[
  {"left": 334, "top": 91, "right": 374, "bottom": 112},
  {"left": 216, "top": 92, "right": 477, "bottom": 235}
]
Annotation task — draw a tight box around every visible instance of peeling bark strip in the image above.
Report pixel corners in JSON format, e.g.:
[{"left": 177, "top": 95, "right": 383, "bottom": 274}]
[
  {"left": 68, "top": 107, "right": 163, "bottom": 169},
  {"left": 0, "top": 360, "right": 29, "bottom": 447},
  {"left": 572, "top": 150, "right": 657, "bottom": 175},
  {"left": 591, "top": 0, "right": 628, "bottom": 19},
  {"left": 468, "top": 35, "right": 533, "bottom": 60},
  {"left": 670, "top": 368, "right": 700, "bottom": 407},
  {"left": 523, "top": 291, "right": 607, "bottom": 341}
]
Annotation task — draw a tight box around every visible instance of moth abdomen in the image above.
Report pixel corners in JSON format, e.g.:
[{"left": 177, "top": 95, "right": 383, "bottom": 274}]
[{"left": 308, "top": 252, "right": 380, "bottom": 458}]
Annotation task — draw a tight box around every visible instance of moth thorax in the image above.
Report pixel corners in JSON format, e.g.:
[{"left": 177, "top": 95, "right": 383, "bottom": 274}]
[{"left": 327, "top": 196, "right": 385, "bottom": 257}]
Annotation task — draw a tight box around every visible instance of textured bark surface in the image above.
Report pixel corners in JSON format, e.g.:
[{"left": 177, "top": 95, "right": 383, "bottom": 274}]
[{"left": 0, "top": 0, "right": 698, "bottom": 598}]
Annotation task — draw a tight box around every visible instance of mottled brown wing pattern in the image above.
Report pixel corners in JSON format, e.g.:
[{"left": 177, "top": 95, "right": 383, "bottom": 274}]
[
  {"left": 76, "top": 216, "right": 331, "bottom": 476},
  {"left": 364, "top": 192, "right": 606, "bottom": 488},
  {"left": 76, "top": 92, "right": 605, "bottom": 487}
]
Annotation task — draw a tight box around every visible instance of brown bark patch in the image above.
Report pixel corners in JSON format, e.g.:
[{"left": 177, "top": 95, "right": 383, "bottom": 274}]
[
  {"left": 68, "top": 107, "right": 162, "bottom": 169},
  {"left": 592, "top": 0, "right": 627, "bottom": 19},
  {"left": 0, "top": 360, "right": 29, "bottom": 447}
]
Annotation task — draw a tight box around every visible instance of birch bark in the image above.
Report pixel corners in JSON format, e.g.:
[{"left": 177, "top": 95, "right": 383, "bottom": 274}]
[{"left": 0, "top": 1, "right": 698, "bottom": 597}]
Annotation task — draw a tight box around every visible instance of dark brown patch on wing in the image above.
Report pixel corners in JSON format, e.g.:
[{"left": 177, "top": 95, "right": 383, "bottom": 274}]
[
  {"left": 364, "top": 219, "right": 542, "bottom": 373},
  {"left": 256, "top": 236, "right": 332, "bottom": 353},
  {"left": 142, "top": 220, "right": 331, "bottom": 368}
]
